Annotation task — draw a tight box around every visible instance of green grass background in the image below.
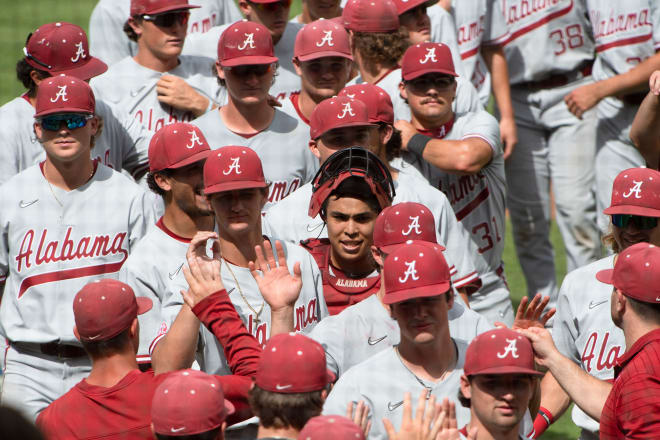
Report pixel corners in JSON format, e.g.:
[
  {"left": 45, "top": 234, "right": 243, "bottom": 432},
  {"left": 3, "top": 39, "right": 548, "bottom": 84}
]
[{"left": 0, "top": 1, "right": 579, "bottom": 437}]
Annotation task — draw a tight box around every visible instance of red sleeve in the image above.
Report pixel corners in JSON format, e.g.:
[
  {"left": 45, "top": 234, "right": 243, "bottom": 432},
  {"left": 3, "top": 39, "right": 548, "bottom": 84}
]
[
  {"left": 192, "top": 290, "right": 262, "bottom": 378},
  {"left": 615, "top": 374, "right": 660, "bottom": 439}
]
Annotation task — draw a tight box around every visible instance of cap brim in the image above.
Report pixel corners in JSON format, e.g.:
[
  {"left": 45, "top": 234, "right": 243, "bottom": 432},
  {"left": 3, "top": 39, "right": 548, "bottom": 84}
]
[
  {"left": 403, "top": 68, "right": 459, "bottom": 81},
  {"left": 220, "top": 56, "right": 279, "bottom": 67},
  {"left": 595, "top": 268, "right": 614, "bottom": 285},
  {"left": 467, "top": 366, "right": 544, "bottom": 377},
  {"left": 136, "top": 297, "right": 153, "bottom": 315},
  {"left": 398, "top": 0, "right": 439, "bottom": 14},
  {"left": 297, "top": 51, "right": 353, "bottom": 62},
  {"left": 603, "top": 205, "right": 660, "bottom": 217},
  {"left": 378, "top": 241, "right": 445, "bottom": 254},
  {"left": 34, "top": 108, "right": 94, "bottom": 118},
  {"left": 151, "top": 149, "right": 211, "bottom": 173},
  {"left": 55, "top": 57, "right": 109, "bottom": 81},
  {"left": 143, "top": 4, "right": 201, "bottom": 14},
  {"left": 383, "top": 282, "right": 451, "bottom": 304},
  {"left": 314, "top": 121, "right": 376, "bottom": 139},
  {"left": 205, "top": 180, "right": 269, "bottom": 195}
]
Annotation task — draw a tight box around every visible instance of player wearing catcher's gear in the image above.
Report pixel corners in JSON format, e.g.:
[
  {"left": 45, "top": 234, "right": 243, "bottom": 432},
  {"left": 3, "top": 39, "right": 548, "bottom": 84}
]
[
  {"left": 533, "top": 168, "right": 660, "bottom": 439},
  {"left": 192, "top": 21, "right": 318, "bottom": 212},
  {"left": 309, "top": 201, "right": 492, "bottom": 378},
  {"left": 89, "top": 0, "right": 242, "bottom": 66},
  {"left": 565, "top": 0, "right": 660, "bottom": 232},
  {"left": 457, "top": 328, "right": 541, "bottom": 440},
  {"left": 0, "top": 75, "right": 155, "bottom": 420},
  {"left": 0, "top": 22, "right": 151, "bottom": 185},
  {"left": 500, "top": 0, "right": 600, "bottom": 306},
  {"left": 91, "top": 0, "right": 224, "bottom": 134},
  {"left": 301, "top": 147, "right": 395, "bottom": 314},
  {"left": 184, "top": 1, "right": 303, "bottom": 100},
  {"left": 279, "top": 18, "right": 353, "bottom": 125},
  {"left": 396, "top": 42, "right": 512, "bottom": 326}
]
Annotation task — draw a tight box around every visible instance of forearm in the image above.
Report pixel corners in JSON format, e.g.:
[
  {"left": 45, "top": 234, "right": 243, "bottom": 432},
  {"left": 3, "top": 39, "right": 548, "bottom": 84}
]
[
  {"left": 270, "top": 307, "right": 295, "bottom": 336},
  {"left": 630, "top": 92, "right": 660, "bottom": 168},
  {"left": 417, "top": 138, "right": 489, "bottom": 175},
  {"left": 152, "top": 305, "right": 200, "bottom": 375},
  {"left": 545, "top": 352, "right": 612, "bottom": 421},
  {"left": 539, "top": 371, "right": 571, "bottom": 420},
  {"left": 481, "top": 46, "right": 514, "bottom": 120},
  {"left": 592, "top": 52, "right": 660, "bottom": 99},
  {"left": 189, "top": 94, "right": 211, "bottom": 118}
]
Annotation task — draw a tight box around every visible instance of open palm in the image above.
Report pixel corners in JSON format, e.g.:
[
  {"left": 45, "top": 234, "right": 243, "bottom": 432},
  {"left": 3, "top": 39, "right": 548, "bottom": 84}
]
[{"left": 249, "top": 240, "right": 302, "bottom": 312}]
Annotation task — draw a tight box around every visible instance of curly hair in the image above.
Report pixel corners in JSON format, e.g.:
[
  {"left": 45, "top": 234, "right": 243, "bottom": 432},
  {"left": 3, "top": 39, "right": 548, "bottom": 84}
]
[
  {"left": 352, "top": 28, "right": 410, "bottom": 68},
  {"left": 384, "top": 125, "right": 402, "bottom": 162},
  {"left": 16, "top": 59, "right": 49, "bottom": 98},
  {"left": 602, "top": 223, "right": 621, "bottom": 254}
]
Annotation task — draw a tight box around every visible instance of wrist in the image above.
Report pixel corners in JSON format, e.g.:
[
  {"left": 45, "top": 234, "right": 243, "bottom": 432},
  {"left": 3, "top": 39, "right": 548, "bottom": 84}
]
[
  {"left": 531, "top": 406, "right": 554, "bottom": 438},
  {"left": 193, "top": 97, "right": 211, "bottom": 117},
  {"left": 408, "top": 133, "right": 432, "bottom": 157}
]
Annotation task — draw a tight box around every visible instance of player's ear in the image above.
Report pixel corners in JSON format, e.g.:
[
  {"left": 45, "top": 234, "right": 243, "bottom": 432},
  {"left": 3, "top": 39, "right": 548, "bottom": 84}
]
[
  {"left": 446, "top": 289, "right": 454, "bottom": 310},
  {"left": 73, "top": 326, "right": 81, "bottom": 342},
  {"left": 309, "top": 139, "right": 321, "bottom": 161},
  {"left": 239, "top": 0, "right": 252, "bottom": 17},
  {"left": 459, "top": 374, "right": 472, "bottom": 399},
  {"left": 399, "top": 81, "right": 409, "bottom": 101},
  {"left": 379, "top": 123, "right": 393, "bottom": 146},
  {"left": 321, "top": 389, "right": 328, "bottom": 402},
  {"left": 154, "top": 172, "right": 172, "bottom": 192},
  {"left": 30, "top": 70, "right": 46, "bottom": 87},
  {"left": 215, "top": 61, "right": 226, "bottom": 81},
  {"left": 292, "top": 57, "right": 303, "bottom": 76},
  {"left": 371, "top": 245, "right": 384, "bottom": 269},
  {"left": 33, "top": 122, "right": 43, "bottom": 142},
  {"left": 127, "top": 16, "right": 143, "bottom": 37}
]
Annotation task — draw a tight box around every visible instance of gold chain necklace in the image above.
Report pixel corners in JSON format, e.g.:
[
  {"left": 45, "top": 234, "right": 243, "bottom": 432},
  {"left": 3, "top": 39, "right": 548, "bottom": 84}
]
[
  {"left": 43, "top": 163, "right": 94, "bottom": 208},
  {"left": 222, "top": 258, "right": 265, "bottom": 327}
]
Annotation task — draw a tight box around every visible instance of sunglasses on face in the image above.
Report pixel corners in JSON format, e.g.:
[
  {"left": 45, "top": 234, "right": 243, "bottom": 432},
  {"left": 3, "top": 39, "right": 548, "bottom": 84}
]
[
  {"left": 248, "top": 0, "right": 292, "bottom": 12},
  {"left": 142, "top": 10, "right": 190, "bottom": 28},
  {"left": 38, "top": 114, "right": 93, "bottom": 131},
  {"left": 611, "top": 214, "right": 659, "bottom": 230},
  {"left": 224, "top": 64, "right": 274, "bottom": 76},
  {"left": 407, "top": 75, "right": 455, "bottom": 92}
]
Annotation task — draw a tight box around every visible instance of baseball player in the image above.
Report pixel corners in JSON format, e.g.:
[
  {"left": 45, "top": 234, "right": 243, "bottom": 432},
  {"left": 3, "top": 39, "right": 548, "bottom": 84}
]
[
  {"left": 533, "top": 168, "right": 660, "bottom": 439},
  {"left": 91, "top": 0, "right": 224, "bottom": 134},
  {"left": 499, "top": 0, "right": 600, "bottom": 305},
  {"left": 521, "top": 242, "right": 660, "bottom": 440},
  {"left": 0, "top": 22, "right": 151, "bottom": 185},
  {"left": 0, "top": 75, "right": 155, "bottom": 420},
  {"left": 184, "top": 1, "right": 303, "bottom": 100},
  {"left": 192, "top": 20, "right": 317, "bottom": 212},
  {"left": 458, "top": 328, "right": 541, "bottom": 440},
  {"left": 264, "top": 93, "right": 482, "bottom": 295},
  {"left": 395, "top": 42, "right": 512, "bottom": 325},
  {"left": 279, "top": 18, "right": 353, "bottom": 125},
  {"left": 565, "top": 0, "right": 660, "bottom": 232},
  {"left": 631, "top": 70, "right": 660, "bottom": 168},
  {"left": 89, "top": 0, "right": 242, "bottom": 66},
  {"left": 138, "top": 146, "right": 327, "bottom": 377},
  {"left": 309, "top": 201, "right": 493, "bottom": 379},
  {"left": 292, "top": 0, "right": 342, "bottom": 24}
]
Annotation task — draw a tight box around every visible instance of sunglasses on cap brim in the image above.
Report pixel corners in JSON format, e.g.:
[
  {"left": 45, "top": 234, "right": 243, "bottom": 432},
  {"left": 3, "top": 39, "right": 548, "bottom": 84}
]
[
  {"left": 38, "top": 113, "right": 94, "bottom": 131},
  {"left": 142, "top": 10, "right": 190, "bottom": 28},
  {"left": 611, "top": 214, "right": 659, "bottom": 230}
]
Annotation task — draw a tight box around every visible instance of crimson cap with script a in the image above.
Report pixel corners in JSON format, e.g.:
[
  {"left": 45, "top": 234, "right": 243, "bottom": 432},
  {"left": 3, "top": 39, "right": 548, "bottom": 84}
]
[
  {"left": 309, "top": 96, "right": 374, "bottom": 140},
  {"left": 464, "top": 328, "right": 543, "bottom": 377},
  {"left": 597, "top": 243, "right": 660, "bottom": 304},
  {"left": 339, "top": 84, "right": 394, "bottom": 125},
  {"left": 401, "top": 42, "right": 458, "bottom": 81},
  {"left": 130, "top": 0, "right": 200, "bottom": 16},
  {"left": 373, "top": 202, "right": 443, "bottom": 253},
  {"left": 603, "top": 168, "right": 660, "bottom": 217},
  {"left": 34, "top": 75, "right": 95, "bottom": 118},
  {"left": 203, "top": 146, "right": 268, "bottom": 195},
  {"left": 295, "top": 19, "right": 353, "bottom": 62},
  {"left": 218, "top": 20, "right": 279, "bottom": 67},
  {"left": 149, "top": 122, "right": 211, "bottom": 172}
]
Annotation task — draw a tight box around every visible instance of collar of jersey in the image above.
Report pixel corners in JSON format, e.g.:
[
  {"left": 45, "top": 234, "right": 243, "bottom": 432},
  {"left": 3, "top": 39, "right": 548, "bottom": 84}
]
[{"left": 417, "top": 117, "right": 455, "bottom": 140}]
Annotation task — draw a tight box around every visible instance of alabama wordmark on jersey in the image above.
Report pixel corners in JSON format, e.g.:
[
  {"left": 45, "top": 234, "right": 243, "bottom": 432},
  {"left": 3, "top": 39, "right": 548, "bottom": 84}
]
[
  {"left": 0, "top": 164, "right": 155, "bottom": 344},
  {"left": 193, "top": 108, "right": 318, "bottom": 212}
]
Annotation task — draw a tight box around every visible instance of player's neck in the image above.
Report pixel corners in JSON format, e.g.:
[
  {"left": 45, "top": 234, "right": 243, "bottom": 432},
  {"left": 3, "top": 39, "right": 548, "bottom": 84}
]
[
  {"left": 467, "top": 417, "right": 520, "bottom": 440},
  {"left": 133, "top": 48, "right": 179, "bottom": 73},
  {"left": 329, "top": 248, "right": 376, "bottom": 279},
  {"left": 162, "top": 206, "right": 215, "bottom": 240},
  {"left": 221, "top": 99, "right": 275, "bottom": 134},
  {"left": 44, "top": 156, "right": 94, "bottom": 191},
  {"left": 298, "top": 88, "right": 324, "bottom": 119},
  {"left": 397, "top": 331, "right": 455, "bottom": 381},
  {"left": 300, "top": 4, "right": 315, "bottom": 24},
  {"left": 85, "top": 351, "right": 140, "bottom": 388},
  {"left": 257, "top": 424, "right": 298, "bottom": 439},
  {"left": 621, "top": 317, "right": 660, "bottom": 351},
  {"left": 218, "top": 228, "right": 264, "bottom": 267},
  {"left": 411, "top": 111, "right": 454, "bottom": 133},
  {"left": 355, "top": 54, "right": 397, "bottom": 85}
]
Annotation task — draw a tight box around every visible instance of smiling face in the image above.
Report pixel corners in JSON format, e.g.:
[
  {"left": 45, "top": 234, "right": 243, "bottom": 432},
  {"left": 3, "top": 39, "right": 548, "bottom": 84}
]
[
  {"left": 400, "top": 73, "right": 456, "bottom": 128},
  {"left": 159, "top": 161, "right": 213, "bottom": 219},
  {"left": 34, "top": 113, "right": 97, "bottom": 164},
  {"left": 612, "top": 216, "right": 660, "bottom": 251}
]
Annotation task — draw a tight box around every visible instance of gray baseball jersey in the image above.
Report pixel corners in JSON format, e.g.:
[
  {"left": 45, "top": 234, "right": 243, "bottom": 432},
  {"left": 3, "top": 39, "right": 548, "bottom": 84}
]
[
  {"left": 322, "top": 340, "right": 471, "bottom": 440},
  {"left": 445, "top": 0, "right": 509, "bottom": 106},
  {"left": 552, "top": 254, "right": 624, "bottom": 436},
  {"left": 91, "top": 55, "right": 223, "bottom": 134},
  {"left": 263, "top": 160, "right": 481, "bottom": 292},
  {"left": 122, "top": 223, "right": 329, "bottom": 374},
  {"left": 89, "top": 0, "right": 243, "bottom": 66},
  {"left": 0, "top": 163, "right": 155, "bottom": 345},
  {"left": 403, "top": 110, "right": 510, "bottom": 322},
  {"left": 426, "top": 4, "right": 468, "bottom": 78},
  {"left": 192, "top": 108, "right": 318, "bottom": 212},
  {"left": 182, "top": 21, "right": 303, "bottom": 99},
  {"left": 501, "top": 0, "right": 595, "bottom": 85},
  {"left": 0, "top": 95, "right": 151, "bottom": 185},
  {"left": 310, "top": 293, "right": 492, "bottom": 378}
]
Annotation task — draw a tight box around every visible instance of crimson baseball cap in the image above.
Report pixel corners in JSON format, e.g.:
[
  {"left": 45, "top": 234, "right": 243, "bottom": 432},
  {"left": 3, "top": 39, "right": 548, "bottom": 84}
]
[
  {"left": 464, "top": 328, "right": 543, "bottom": 377},
  {"left": 339, "top": 84, "right": 394, "bottom": 125},
  {"left": 295, "top": 19, "right": 353, "bottom": 62},
  {"left": 597, "top": 243, "right": 660, "bottom": 304},
  {"left": 310, "top": 96, "right": 374, "bottom": 139},
  {"left": 130, "top": 0, "right": 200, "bottom": 16},
  {"left": 342, "top": 0, "right": 399, "bottom": 32},
  {"left": 298, "top": 415, "right": 365, "bottom": 440},
  {"left": 149, "top": 123, "right": 211, "bottom": 172},
  {"left": 152, "top": 369, "right": 234, "bottom": 436},
  {"left": 34, "top": 75, "right": 96, "bottom": 118},
  {"left": 383, "top": 241, "right": 450, "bottom": 304},
  {"left": 24, "top": 22, "right": 108, "bottom": 81},
  {"left": 401, "top": 42, "right": 458, "bottom": 81},
  {"left": 374, "top": 202, "right": 444, "bottom": 253},
  {"left": 203, "top": 146, "right": 268, "bottom": 194},
  {"left": 393, "top": 0, "right": 438, "bottom": 15},
  {"left": 255, "top": 333, "right": 334, "bottom": 393},
  {"left": 218, "top": 20, "right": 279, "bottom": 67},
  {"left": 603, "top": 168, "right": 660, "bottom": 217},
  {"left": 73, "top": 279, "right": 152, "bottom": 342}
]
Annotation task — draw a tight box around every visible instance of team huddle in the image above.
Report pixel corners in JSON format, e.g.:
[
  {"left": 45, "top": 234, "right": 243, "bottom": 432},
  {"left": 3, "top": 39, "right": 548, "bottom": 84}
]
[{"left": 1, "top": 0, "right": 660, "bottom": 439}]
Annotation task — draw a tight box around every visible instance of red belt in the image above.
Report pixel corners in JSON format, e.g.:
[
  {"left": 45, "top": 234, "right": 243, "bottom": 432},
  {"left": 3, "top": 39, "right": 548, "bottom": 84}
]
[{"left": 518, "top": 61, "right": 593, "bottom": 90}]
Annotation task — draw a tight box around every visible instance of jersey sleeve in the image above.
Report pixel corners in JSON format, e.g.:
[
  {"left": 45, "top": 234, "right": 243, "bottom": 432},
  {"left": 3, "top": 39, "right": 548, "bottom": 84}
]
[
  {"left": 322, "top": 369, "right": 369, "bottom": 417},
  {"left": 127, "top": 188, "right": 157, "bottom": 249},
  {"left": 482, "top": 0, "right": 509, "bottom": 46},
  {"left": 309, "top": 318, "right": 342, "bottom": 377},
  {"left": 88, "top": 0, "right": 135, "bottom": 66},
  {"left": 552, "top": 273, "right": 581, "bottom": 364},
  {"left": 429, "top": 6, "right": 468, "bottom": 77},
  {"left": 462, "top": 111, "right": 502, "bottom": 155},
  {"left": 0, "top": 192, "right": 8, "bottom": 283}
]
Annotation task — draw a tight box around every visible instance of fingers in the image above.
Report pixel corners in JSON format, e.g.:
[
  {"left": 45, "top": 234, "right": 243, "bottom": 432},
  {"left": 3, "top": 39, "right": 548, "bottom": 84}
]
[
  {"left": 293, "top": 261, "right": 302, "bottom": 280},
  {"left": 541, "top": 308, "right": 557, "bottom": 325},
  {"left": 515, "top": 295, "right": 528, "bottom": 321},
  {"left": 447, "top": 399, "right": 457, "bottom": 429},
  {"left": 264, "top": 240, "right": 277, "bottom": 270},
  {"left": 533, "top": 295, "right": 551, "bottom": 321},
  {"left": 422, "top": 395, "right": 437, "bottom": 432},
  {"left": 430, "top": 406, "right": 445, "bottom": 439},
  {"left": 346, "top": 401, "right": 355, "bottom": 420},
  {"left": 248, "top": 260, "right": 262, "bottom": 282},
  {"left": 382, "top": 418, "right": 396, "bottom": 440},
  {"left": 275, "top": 240, "right": 287, "bottom": 269},
  {"left": 466, "top": 426, "right": 478, "bottom": 440},
  {"left": 526, "top": 294, "right": 541, "bottom": 320},
  {"left": 414, "top": 391, "right": 425, "bottom": 425},
  {"left": 254, "top": 244, "right": 268, "bottom": 273}
]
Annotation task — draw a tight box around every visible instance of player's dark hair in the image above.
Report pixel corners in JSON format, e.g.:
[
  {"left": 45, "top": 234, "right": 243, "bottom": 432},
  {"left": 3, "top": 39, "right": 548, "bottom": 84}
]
[
  {"left": 321, "top": 176, "right": 382, "bottom": 217},
  {"left": 80, "top": 328, "right": 132, "bottom": 359},
  {"left": 147, "top": 169, "right": 174, "bottom": 197},
  {"left": 0, "top": 406, "right": 45, "bottom": 440},
  {"left": 627, "top": 296, "right": 660, "bottom": 324},
  {"left": 248, "top": 384, "right": 324, "bottom": 431},
  {"left": 457, "top": 386, "right": 471, "bottom": 408},
  {"left": 602, "top": 223, "right": 622, "bottom": 254},
  {"left": 155, "top": 427, "right": 221, "bottom": 440},
  {"left": 16, "top": 58, "right": 50, "bottom": 98},
  {"left": 384, "top": 125, "right": 402, "bottom": 161},
  {"left": 352, "top": 29, "right": 410, "bottom": 70},
  {"left": 124, "top": 17, "right": 142, "bottom": 42}
]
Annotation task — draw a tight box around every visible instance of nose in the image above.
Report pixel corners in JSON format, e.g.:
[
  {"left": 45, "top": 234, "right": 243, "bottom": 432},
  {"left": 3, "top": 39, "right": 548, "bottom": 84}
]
[{"left": 345, "top": 219, "right": 359, "bottom": 236}]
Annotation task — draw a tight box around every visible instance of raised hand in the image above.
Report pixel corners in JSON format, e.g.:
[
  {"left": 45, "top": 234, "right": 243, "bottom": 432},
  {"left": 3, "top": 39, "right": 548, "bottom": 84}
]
[
  {"left": 383, "top": 392, "right": 445, "bottom": 440},
  {"left": 347, "top": 400, "right": 372, "bottom": 438},
  {"left": 517, "top": 327, "right": 560, "bottom": 369},
  {"left": 249, "top": 240, "right": 302, "bottom": 312},
  {"left": 180, "top": 231, "right": 224, "bottom": 309},
  {"left": 497, "top": 293, "right": 556, "bottom": 330}
]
